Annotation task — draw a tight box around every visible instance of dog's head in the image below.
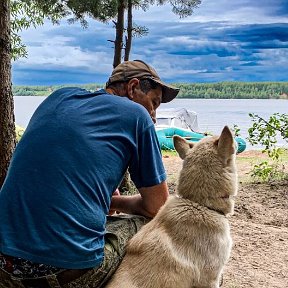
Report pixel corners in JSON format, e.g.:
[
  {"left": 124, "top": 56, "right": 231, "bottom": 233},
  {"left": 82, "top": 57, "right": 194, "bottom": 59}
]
[{"left": 173, "top": 126, "right": 238, "bottom": 216}]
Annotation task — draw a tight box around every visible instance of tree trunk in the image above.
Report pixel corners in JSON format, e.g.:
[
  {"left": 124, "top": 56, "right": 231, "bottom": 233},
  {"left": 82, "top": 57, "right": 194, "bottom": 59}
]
[
  {"left": 124, "top": 0, "right": 132, "bottom": 61},
  {"left": 0, "top": 0, "right": 16, "bottom": 187},
  {"left": 113, "top": 0, "right": 125, "bottom": 68}
]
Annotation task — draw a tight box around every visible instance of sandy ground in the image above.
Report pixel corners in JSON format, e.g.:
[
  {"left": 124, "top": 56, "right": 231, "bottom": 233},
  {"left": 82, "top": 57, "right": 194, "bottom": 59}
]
[{"left": 162, "top": 150, "right": 288, "bottom": 288}]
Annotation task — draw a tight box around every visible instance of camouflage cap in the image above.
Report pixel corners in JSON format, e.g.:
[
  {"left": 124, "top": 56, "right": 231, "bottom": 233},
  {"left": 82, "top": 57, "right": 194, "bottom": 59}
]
[{"left": 106, "top": 60, "right": 179, "bottom": 103}]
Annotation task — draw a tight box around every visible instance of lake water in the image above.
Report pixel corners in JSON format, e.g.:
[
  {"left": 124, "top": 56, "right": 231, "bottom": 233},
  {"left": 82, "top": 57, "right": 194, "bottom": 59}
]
[{"left": 14, "top": 96, "right": 287, "bottom": 150}]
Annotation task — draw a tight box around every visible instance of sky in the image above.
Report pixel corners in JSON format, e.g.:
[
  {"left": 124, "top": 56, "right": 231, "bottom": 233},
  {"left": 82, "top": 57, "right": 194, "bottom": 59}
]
[{"left": 12, "top": 0, "right": 288, "bottom": 85}]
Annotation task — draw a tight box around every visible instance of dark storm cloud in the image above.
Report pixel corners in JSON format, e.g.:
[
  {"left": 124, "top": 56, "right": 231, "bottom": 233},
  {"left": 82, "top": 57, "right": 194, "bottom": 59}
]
[
  {"left": 225, "top": 24, "right": 288, "bottom": 47},
  {"left": 266, "top": 0, "right": 288, "bottom": 16}
]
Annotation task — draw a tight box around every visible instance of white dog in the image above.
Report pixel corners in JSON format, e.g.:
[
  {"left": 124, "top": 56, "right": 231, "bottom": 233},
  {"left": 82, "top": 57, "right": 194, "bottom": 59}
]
[{"left": 106, "top": 126, "right": 238, "bottom": 288}]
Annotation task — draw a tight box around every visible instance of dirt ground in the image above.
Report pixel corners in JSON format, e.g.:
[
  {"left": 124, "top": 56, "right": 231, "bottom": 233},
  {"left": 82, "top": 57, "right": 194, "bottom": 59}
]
[{"left": 162, "top": 150, "right": 288, "bottom": 288}]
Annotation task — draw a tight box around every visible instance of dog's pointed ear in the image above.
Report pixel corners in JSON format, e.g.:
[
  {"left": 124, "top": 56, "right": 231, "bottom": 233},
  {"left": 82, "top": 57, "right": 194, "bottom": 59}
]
[
  {"left": 173, "top": 135, "right": 193, "bottom": 159},
  {"left": 216, "top": 126, "right": 235, "bottom": 159}
]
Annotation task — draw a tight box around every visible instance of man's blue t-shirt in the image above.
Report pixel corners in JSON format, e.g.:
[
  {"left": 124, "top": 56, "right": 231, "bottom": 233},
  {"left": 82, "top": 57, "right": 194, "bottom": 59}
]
[{"left": 0, "top": 88, "right": 166, "bottom": 269}]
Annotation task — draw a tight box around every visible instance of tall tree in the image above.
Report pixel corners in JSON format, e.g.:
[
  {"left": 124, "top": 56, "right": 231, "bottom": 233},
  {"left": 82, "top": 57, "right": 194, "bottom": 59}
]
[
  {"left": 113, "top": 0, "right": 125, "bottom": 67},
  {"left": 0, "top": 0, "right": 15, "bottom": 187},
  {"left": 124, "top": 0, "right": 133, "bottom": 61}
]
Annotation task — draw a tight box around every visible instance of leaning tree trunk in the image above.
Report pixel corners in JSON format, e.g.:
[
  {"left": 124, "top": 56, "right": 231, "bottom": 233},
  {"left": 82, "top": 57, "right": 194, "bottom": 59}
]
[
  {"left": 117, "top": 0, "right": 134, "bottom": 194},
  {"left": 113, "top": 0, "right": 125, "bottom": 68},
  {"left": 0, "top": 0, "right": 16, "bottom": 187},
  {"left": 124, "top": 0, "right": 132, "bottom": 61}
]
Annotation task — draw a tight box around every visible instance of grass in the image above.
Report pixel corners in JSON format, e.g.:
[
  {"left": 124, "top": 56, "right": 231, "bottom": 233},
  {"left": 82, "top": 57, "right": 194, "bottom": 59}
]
[
  {"left": 237, "top": 148, "right": 288, "bottom": 183},
  {"left": 279, "top": 148, "right": 288, "bottom": 160},
  {"left": 162, "top": 150, "right": 179, "bottom": 157}
]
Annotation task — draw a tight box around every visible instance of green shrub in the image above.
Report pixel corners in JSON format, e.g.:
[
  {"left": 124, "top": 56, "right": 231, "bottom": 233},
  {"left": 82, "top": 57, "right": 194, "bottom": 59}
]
[
  {"left": 248, "top": 113, "right": 288, "bottom": 182},
  {"left": 15, "top": 125, "right": 25, "bottom": 143}
]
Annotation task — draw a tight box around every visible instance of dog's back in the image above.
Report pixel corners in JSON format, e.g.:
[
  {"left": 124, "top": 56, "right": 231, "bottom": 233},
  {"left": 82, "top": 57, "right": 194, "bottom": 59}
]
[{"left": 106, "top": 126, "right": 238, "bottom": 288}]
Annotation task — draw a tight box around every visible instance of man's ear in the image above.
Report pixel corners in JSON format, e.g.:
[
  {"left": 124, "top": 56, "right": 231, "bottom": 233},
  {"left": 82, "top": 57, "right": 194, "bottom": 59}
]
[{"left": 127, "top": 78, "right": 140, "bottom": 100}]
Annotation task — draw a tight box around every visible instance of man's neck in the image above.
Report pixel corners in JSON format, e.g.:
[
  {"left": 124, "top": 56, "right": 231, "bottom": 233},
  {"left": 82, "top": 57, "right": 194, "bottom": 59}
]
[{"left": 105, "top": 87, "right": 117, "bottom": 95}]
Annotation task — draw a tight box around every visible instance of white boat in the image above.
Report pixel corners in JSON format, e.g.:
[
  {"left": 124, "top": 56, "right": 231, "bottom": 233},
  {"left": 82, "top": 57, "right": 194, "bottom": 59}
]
[{"left": 156, "top": 108, "right": 199, "bottom": 132}]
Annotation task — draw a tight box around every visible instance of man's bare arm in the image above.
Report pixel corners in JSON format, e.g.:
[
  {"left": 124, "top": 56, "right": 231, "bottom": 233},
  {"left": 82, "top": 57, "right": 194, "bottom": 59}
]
[{"left": 110, "top": 181, "right": 169, "bottom": 218}]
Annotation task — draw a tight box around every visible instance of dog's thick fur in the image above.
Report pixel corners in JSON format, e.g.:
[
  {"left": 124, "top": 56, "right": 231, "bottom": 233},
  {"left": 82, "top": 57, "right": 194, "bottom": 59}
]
[{"left": 106, "top": 126, "right": 238, "bottom": 288}]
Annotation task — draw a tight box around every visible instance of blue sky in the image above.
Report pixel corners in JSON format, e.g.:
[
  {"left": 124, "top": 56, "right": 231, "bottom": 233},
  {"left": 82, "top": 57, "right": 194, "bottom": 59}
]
[{"left": 12, "top": 0, "right": 288, "bottom": 85}]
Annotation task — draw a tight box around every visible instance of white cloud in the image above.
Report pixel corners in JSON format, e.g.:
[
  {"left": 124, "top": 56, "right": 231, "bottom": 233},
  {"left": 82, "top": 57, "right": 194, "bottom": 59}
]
[
  {"left": 17, "top": 45, "right": 109, "bottom": 71},
  {"left": 258, "top": 48, "right": 288, "bottom": 66}
]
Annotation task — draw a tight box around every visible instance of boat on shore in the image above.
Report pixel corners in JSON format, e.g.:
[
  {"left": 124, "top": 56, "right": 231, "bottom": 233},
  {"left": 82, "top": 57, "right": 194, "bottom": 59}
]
[{"left": 155, "top": 108, "right": 246, "bottom": 153}]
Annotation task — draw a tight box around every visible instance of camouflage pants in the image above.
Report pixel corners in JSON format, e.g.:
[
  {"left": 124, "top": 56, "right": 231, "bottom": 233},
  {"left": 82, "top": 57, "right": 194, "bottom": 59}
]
[{"left": 0, "top": 214, "right": 148, "bottom": 288}]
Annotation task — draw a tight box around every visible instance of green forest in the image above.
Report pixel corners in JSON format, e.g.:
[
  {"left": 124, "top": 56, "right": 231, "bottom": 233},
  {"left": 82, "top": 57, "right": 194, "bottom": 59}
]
[{"left": 13, "top": 82, "right": 288, "bottom": 99}]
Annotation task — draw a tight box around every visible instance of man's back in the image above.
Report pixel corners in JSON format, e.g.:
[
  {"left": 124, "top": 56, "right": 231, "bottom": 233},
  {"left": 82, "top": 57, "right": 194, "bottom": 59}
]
[{"left": 0, "top": 87, "right": 165, "bottom": 269}]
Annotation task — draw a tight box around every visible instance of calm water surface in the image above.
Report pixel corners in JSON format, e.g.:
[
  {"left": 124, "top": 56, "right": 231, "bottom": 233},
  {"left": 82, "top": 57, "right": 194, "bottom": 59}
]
[{"left": 14, "top": 97, "right": 287, "bottom": 150}]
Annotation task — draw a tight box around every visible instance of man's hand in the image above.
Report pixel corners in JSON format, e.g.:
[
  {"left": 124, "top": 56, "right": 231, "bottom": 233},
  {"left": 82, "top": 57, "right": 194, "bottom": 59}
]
[{"left": 108, "top": 189, "right": 121, "bottom": 215}]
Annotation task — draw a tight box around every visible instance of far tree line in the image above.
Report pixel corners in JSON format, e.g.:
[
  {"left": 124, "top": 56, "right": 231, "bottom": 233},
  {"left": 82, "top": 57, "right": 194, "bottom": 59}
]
[{"left": 13, "top": 82, "right": 288, "bottom": 99}]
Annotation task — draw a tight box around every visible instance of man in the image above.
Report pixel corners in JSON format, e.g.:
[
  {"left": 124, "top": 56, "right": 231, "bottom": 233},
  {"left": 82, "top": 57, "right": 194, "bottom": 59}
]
[{"left": 0, "top": 60, "right": 179, "bottom": 287}]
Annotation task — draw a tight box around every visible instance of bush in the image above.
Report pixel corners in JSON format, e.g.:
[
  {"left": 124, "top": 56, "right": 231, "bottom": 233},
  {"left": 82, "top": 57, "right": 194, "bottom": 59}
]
[
  {"left": 248, "top": 113, "right": 288, "bottom": 182},
  {"left": 15, "top": 125, "right": 25, "bottom": 143}
]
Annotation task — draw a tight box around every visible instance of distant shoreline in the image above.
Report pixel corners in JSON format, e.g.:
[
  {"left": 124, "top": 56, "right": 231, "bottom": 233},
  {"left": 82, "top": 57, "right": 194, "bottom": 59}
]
[{"left": 13, "top": 82, "right": 288, "bottom": 100}]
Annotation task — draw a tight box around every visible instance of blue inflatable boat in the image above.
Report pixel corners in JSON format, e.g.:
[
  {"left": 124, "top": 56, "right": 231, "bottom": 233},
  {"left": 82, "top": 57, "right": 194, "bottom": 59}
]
[
  {"left": 156, "top": 127, "right": 246, "bottom": 153},
  {"left": 155, "top": 108, "right": 246, "bottom": 153}
]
